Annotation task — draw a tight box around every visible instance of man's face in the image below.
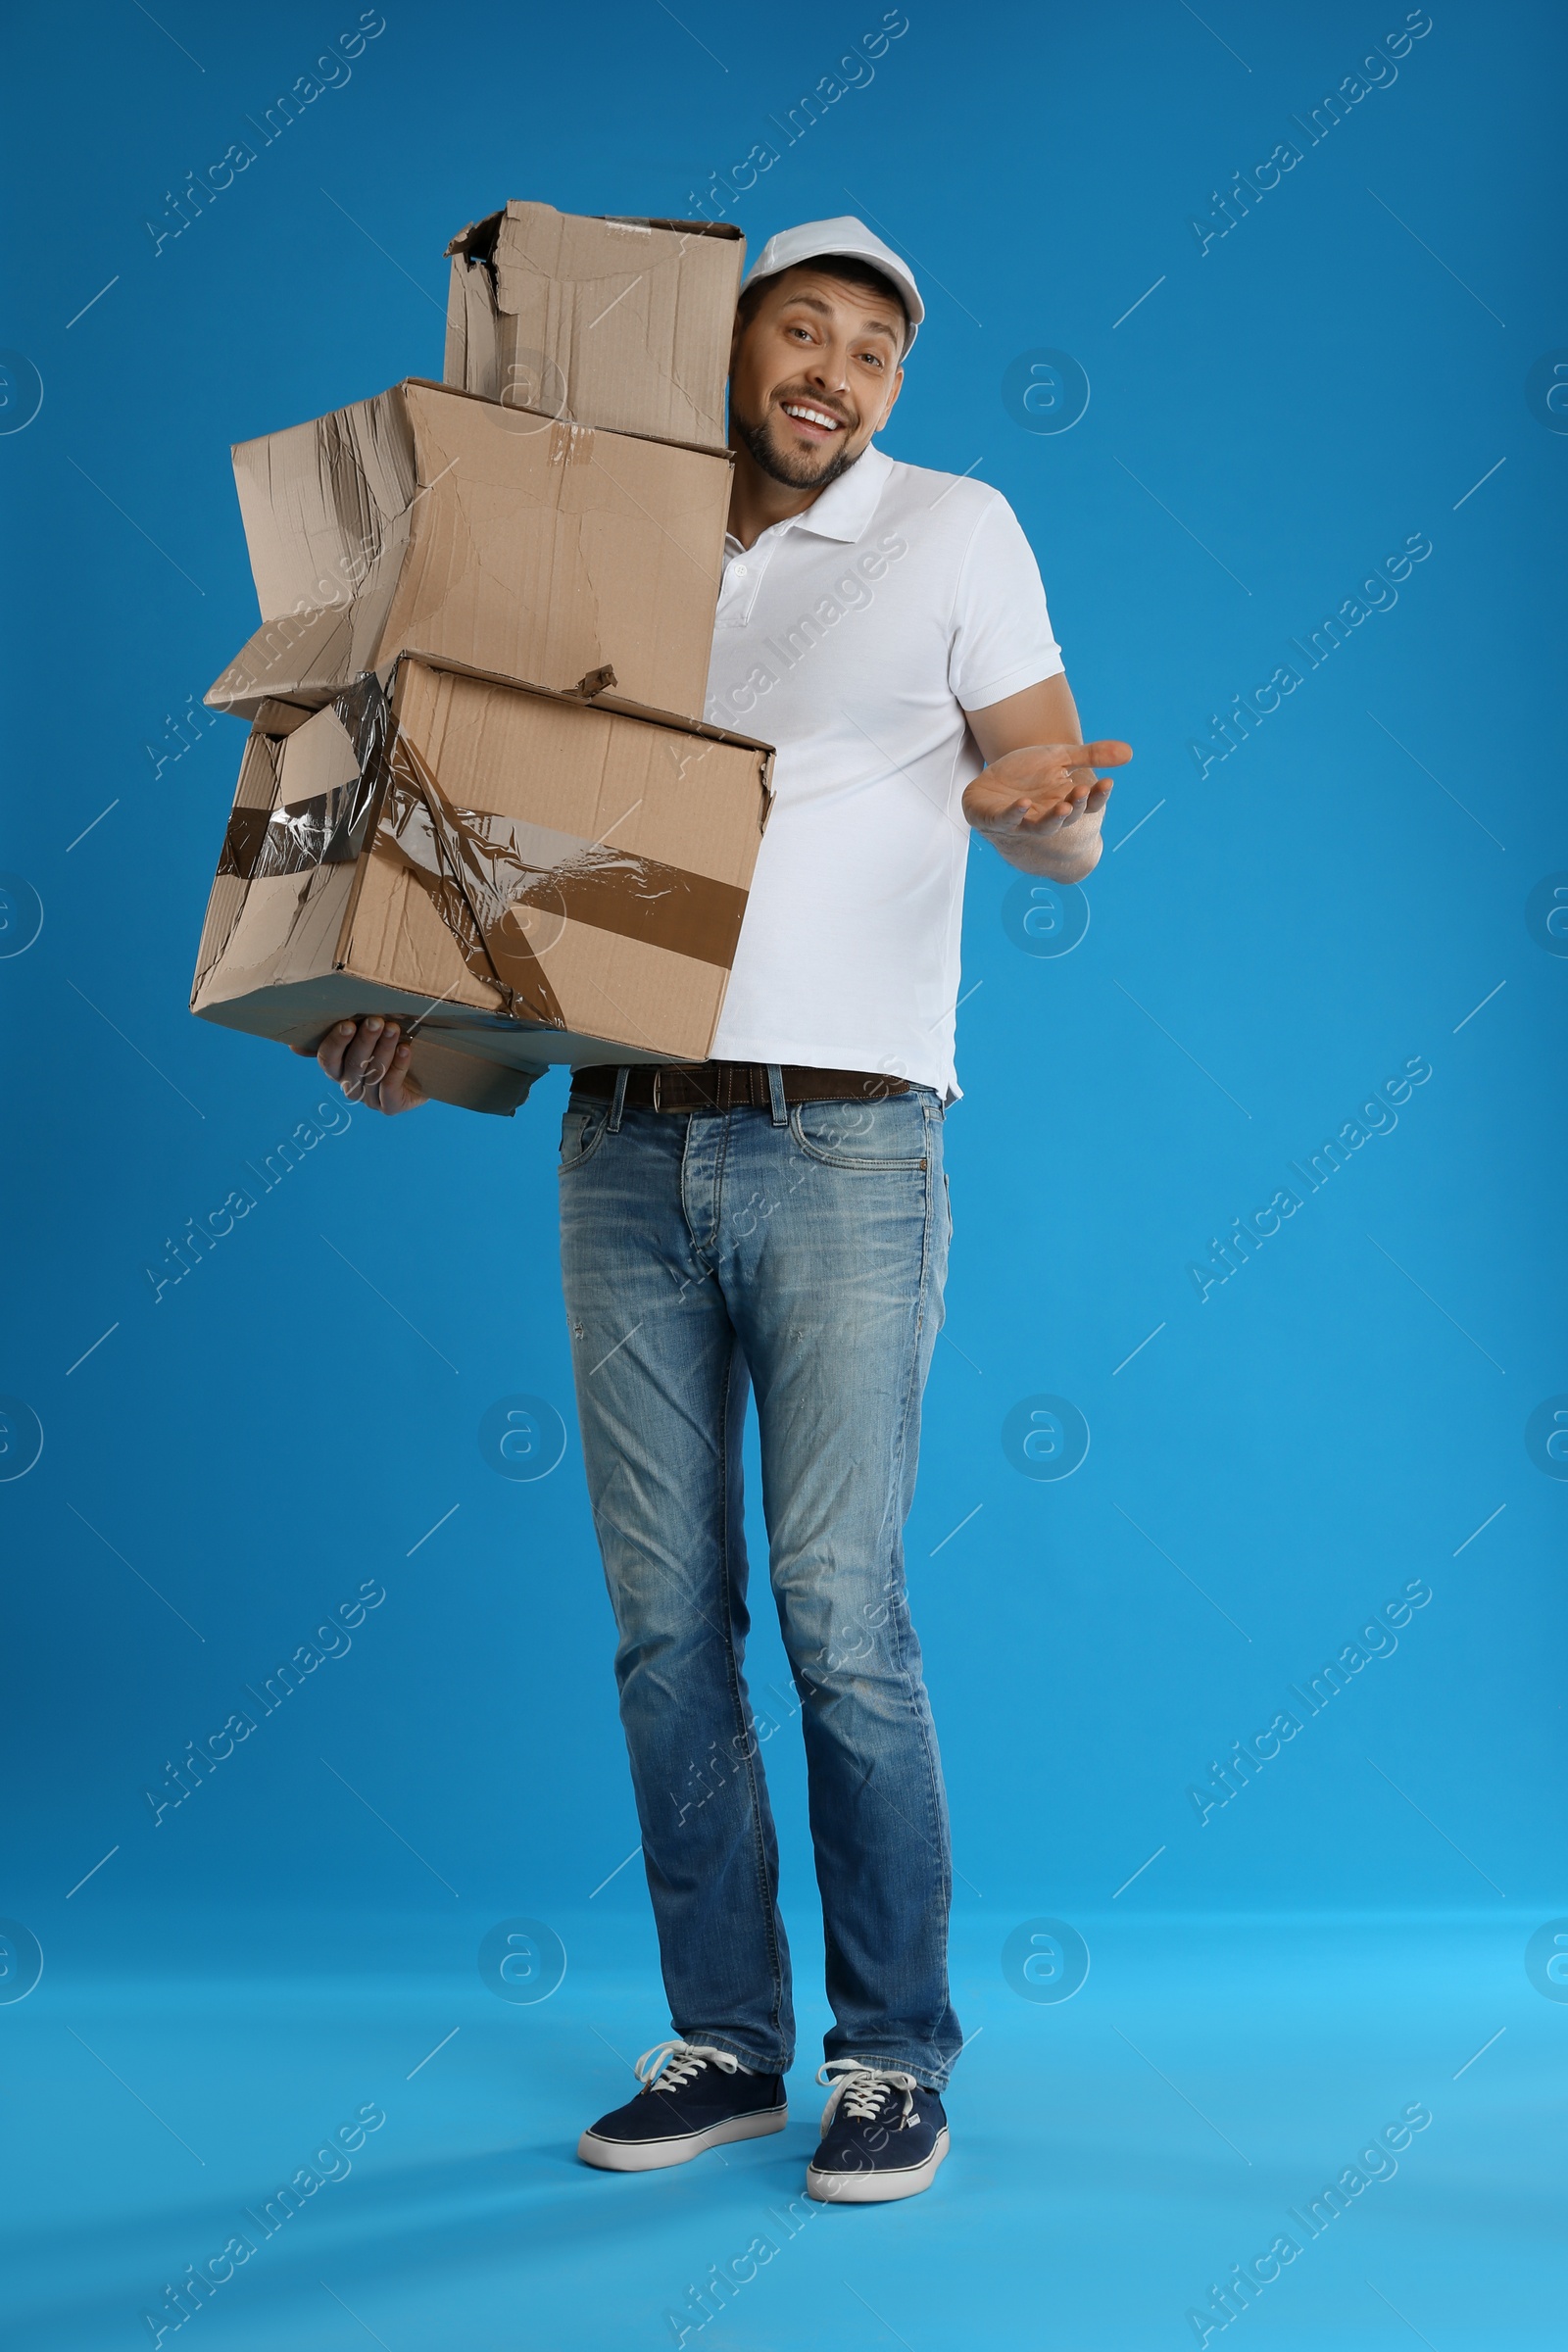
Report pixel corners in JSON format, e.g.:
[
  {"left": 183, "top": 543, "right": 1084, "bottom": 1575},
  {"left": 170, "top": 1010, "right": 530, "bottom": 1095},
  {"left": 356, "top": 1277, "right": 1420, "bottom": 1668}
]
[{"left": 728, "top": 265, "right": 906, "bottom": 493}]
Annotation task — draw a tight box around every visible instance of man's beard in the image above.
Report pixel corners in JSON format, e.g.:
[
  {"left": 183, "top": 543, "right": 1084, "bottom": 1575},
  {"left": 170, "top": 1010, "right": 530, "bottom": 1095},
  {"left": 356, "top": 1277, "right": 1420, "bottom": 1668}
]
[{"left": 734, "top": 399, "right": 862, "bottom": 492}]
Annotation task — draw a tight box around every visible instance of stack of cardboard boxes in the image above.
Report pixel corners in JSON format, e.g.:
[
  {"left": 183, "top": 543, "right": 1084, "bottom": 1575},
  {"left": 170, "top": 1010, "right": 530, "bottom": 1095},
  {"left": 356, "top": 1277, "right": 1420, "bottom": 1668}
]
[{"left": 191, "top": 203, "right": 766, "bottom": 1114}]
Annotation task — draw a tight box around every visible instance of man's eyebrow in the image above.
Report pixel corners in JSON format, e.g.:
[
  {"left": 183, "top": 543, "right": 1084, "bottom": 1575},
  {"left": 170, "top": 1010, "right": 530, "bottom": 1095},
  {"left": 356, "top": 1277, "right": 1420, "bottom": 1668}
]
[{"left": 779, "top": 289, "right": 902, "bottom": 343}]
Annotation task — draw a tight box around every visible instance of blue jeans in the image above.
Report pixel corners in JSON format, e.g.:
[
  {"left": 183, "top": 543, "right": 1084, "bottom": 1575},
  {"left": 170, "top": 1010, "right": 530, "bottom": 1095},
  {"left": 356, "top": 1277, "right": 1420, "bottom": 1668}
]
[{"left": 558, "top": 1075, "right": 962, "bottom": 2091}]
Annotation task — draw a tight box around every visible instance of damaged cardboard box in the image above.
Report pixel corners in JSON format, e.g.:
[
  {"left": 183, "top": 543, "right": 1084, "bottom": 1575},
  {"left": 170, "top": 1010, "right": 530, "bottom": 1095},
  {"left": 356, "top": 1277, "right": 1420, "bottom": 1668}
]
[
  {"left": 191, "top": 657, "right": 773, "bottom": 1116},
  {"left": 204, "top": 378, "right": 732, "bottom": 724},
  {"left": 444, "top": 204, "right": 743, "bottom": 452}
]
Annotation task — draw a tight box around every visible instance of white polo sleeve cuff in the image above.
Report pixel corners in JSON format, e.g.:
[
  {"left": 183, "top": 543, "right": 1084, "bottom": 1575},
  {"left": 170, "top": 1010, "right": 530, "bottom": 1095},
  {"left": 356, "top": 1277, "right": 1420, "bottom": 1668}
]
[{"left": 957, "top": 653, "right": 1067, "bottom": 713}]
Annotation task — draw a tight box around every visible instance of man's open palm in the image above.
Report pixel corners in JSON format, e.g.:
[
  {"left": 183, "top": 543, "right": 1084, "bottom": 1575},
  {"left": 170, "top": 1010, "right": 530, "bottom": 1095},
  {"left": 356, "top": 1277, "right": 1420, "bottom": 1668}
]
[{"left": 962, "top": 739, "right": 1133, "bottom": 837}]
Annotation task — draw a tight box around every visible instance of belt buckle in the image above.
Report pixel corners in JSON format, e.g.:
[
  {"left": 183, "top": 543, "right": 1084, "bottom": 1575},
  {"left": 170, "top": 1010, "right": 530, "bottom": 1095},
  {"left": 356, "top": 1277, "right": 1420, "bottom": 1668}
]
[{"left": 651, "top": 1067, "right": 665, "bottom": 1113}]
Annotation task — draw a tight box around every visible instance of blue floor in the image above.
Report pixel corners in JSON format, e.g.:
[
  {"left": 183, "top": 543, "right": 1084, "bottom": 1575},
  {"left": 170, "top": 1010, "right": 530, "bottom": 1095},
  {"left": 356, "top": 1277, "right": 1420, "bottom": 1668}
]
[{"left": 3, "top": 1906, "right": 1559, "bottom": 2349}]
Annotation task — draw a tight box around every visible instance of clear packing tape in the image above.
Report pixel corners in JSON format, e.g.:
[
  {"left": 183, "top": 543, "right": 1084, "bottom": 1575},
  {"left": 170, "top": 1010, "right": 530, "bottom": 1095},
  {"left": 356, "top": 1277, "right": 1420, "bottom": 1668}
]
[{"left": 218, "top": 671, "right": 750, "bottom": 1036}]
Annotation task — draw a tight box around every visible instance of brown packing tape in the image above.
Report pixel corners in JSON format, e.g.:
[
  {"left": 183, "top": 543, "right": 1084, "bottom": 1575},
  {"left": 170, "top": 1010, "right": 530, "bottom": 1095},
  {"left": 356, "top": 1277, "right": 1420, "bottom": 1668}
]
[
  {"left": 384, "top": 732, "right": 749, "bottom": 971},
  {"left": 550, "top": 858, "right": 747, "bottom": 965}
]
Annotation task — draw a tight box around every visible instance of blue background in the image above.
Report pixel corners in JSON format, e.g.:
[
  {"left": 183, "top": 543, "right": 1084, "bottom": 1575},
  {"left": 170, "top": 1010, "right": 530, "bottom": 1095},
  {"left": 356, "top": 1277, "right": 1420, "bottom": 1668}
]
[{"left": 2, "top": 1, "right": 1563, "bottom": 2344}]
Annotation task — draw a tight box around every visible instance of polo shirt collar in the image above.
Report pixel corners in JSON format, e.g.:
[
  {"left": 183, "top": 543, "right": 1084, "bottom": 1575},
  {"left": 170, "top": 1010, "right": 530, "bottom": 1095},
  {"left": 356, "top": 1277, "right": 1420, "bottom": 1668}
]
[{"left": 729, "top": 441, "right": 895, "bottom": 553}]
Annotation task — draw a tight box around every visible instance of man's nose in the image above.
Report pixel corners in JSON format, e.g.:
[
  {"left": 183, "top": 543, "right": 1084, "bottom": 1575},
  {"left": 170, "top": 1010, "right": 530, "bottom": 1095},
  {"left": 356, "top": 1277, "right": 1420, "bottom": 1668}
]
[{"left": 803, "top": 342, "right": 853, "bottom": 395}]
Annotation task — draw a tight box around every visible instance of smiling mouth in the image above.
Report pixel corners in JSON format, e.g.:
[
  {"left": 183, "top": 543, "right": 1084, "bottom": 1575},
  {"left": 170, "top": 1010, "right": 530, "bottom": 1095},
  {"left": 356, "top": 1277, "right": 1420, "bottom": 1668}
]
[{"left": 778, "top": 400, "right": 849, "bottom": 439}]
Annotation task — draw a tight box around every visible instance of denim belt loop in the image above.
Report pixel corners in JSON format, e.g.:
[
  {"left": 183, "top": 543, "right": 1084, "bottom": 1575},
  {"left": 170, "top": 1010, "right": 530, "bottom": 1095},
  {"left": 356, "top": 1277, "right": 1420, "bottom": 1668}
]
[
  {"left": 765, "top": 1063, "right": 789, "bottom": 1127},
  {"left": 607, "top": 1067, "right": 631, "bottom": 1133}
]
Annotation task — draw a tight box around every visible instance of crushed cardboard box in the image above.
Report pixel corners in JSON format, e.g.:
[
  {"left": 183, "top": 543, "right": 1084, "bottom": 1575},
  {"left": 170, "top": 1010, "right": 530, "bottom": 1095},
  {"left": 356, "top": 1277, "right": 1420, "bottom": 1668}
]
[
  {"left": 192, "top": 657, "right": 773, "bottom": 1115},
  {"left": 444, "top": 204, "right": 743, "bottom": 452},
  {"left": 204, "top": 378, "right": 732, "bottom": 724}
]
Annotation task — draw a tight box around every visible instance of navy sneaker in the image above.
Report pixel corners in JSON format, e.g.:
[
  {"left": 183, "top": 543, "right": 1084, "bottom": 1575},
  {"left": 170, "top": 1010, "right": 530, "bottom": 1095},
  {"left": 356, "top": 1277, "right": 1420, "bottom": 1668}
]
[
  {"left": 577, "top": 2039, "right": 787, "bottom": 2173},
  {"left": 806, "top": 2060, "right": 950, "bottom": 2203}
]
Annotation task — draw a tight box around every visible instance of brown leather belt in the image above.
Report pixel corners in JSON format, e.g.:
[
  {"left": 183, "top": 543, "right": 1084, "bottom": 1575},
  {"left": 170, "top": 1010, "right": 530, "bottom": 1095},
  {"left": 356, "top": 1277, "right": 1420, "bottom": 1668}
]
[{"left": 570, "top": 1060, "right": 912, "bottom": 1113}]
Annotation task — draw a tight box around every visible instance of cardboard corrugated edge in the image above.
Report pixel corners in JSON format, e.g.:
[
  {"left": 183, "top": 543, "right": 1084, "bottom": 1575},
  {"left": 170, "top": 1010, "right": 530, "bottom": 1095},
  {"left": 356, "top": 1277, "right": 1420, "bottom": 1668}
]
[
  {"left": 443, "top": 206, "right": 744, "bottom": 264},
  {"left": 421, "top": 383, "right": 740, "bottom": 465},
  {"left": 403, "top": 370, "right": 738, "bottom": 466},
  {"left": 396, "top": 646, "right": 774, "bottom": 762}
]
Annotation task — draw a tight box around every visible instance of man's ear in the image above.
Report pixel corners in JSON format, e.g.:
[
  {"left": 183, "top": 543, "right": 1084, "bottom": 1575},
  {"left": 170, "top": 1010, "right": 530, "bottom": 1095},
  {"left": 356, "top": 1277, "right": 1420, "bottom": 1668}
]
[{"left": 874, "top": 366, "right": 905, "bottom": 433}]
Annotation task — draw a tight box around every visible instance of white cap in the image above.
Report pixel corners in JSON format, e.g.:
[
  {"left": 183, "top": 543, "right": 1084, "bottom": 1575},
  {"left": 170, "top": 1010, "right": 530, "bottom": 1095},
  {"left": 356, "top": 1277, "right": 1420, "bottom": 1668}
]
[{"left": 741, "top": 216, "right": 923, "bottom": 355}]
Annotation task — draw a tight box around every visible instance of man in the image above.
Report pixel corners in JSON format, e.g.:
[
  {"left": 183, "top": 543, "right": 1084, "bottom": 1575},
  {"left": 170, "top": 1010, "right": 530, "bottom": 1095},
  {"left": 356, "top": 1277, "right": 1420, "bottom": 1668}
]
[{"left": 309, "top": 218, "right": 1130, "bottom": 2203}]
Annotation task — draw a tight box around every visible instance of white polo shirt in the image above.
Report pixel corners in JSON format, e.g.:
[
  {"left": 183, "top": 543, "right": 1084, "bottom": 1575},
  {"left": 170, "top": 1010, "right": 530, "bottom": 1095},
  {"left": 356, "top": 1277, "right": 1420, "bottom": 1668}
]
[{"left": 703, "top": 440, "right": 1063, "bottom": 1100}]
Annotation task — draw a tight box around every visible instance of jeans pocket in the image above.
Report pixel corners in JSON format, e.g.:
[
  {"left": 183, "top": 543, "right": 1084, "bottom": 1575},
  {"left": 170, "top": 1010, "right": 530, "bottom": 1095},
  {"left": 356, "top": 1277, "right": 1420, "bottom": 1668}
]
[
  {"left": 560, "top": 1103, "right": 609, "bottom": 1172},
  {"left": 789, "top": 1096, "right": 930, "bottom": 1170}
]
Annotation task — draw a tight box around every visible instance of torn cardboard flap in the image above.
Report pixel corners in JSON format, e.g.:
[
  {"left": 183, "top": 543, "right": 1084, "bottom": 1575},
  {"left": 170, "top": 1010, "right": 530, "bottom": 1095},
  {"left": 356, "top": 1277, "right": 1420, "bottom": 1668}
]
[
  {"left": 443, "top": 203, "right": 744, "bottom": 451},
  {"left": 192, "top": 657, "right": 775, "bottom": 1114},
  {"left": 206, "top": 378, "right": 732, "bottom": 723}
]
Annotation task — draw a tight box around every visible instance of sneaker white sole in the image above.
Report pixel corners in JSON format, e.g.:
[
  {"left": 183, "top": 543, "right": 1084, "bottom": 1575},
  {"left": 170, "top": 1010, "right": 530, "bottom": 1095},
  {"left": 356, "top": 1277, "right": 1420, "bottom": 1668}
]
[
  {"left": 806, "top": 2125, "right": 950, "bottom": 2203},
  {"left": 577, "top": 2107, "right": 788, "bottom": 2173}
]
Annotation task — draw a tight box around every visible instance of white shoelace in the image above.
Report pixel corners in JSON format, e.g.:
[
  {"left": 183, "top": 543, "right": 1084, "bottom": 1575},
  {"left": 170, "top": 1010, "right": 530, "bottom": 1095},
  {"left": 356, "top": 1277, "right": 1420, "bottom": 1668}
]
[
  {"left": 635, "top": 2038, "right": 745, "bottom": 2094},
  {"left": 816, "top": 2057, "right": 921, "bottom": 2130}
]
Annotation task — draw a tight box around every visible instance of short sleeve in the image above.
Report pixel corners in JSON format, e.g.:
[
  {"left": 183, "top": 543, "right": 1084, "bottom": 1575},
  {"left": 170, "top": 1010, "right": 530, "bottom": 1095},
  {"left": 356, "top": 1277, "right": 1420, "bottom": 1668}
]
[{"left": 947, "top": 492, "right": 1064, "bottom": 710}]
